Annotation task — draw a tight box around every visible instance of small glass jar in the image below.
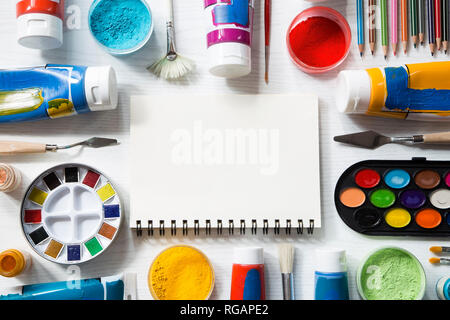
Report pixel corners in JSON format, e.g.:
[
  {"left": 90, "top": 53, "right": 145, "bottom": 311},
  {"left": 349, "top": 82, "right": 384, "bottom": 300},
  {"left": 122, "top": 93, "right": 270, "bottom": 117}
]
[{"left": 0, "top": 249, "right": 31, "bottom": 278}]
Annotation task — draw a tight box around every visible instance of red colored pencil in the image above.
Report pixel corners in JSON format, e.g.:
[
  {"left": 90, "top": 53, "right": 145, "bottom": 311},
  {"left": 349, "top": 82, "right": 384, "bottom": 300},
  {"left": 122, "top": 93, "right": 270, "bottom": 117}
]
[
  {"left": 264, "top": 0, "right": 271, "bottom": 84},
  {"left": 435, "top": 0, "right": 442, "bottom": 49}
]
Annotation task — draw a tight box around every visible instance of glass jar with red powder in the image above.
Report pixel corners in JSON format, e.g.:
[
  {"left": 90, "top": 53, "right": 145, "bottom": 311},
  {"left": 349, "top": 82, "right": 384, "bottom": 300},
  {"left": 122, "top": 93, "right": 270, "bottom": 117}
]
[{"left": 286, "top": 7, "right": 351, "bottom": 74}]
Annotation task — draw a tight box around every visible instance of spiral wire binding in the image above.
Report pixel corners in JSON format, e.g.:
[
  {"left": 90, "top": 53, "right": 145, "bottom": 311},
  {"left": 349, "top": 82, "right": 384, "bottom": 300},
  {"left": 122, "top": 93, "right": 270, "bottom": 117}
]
[{"left": 135, "top": 219, "right": 315, "bottom": 236}]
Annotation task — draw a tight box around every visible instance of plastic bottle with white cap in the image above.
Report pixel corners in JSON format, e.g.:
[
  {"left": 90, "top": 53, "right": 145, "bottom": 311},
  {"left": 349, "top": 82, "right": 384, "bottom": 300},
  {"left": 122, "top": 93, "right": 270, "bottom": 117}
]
[
  {"left": 0, "top": 64, "right": 118, "bottom": 123},
  {"left": 314, "top": 249, "right": 349, "bottom": 300},
  {"left": 204, "top": 0, "right": 254, "bottom": 78},
  {"left": 230, "top": 247, "right": 265, "bottom": 300},
  {"left": 16, "top": 0, "right": 64, "bottom": 50}
]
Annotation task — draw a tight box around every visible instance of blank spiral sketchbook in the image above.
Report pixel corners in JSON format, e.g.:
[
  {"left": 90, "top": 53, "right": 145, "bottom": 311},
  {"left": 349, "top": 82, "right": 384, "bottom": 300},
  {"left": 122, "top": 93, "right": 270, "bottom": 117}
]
[{"left": 130, "top": 94, "right": 320, "bottom": 235}]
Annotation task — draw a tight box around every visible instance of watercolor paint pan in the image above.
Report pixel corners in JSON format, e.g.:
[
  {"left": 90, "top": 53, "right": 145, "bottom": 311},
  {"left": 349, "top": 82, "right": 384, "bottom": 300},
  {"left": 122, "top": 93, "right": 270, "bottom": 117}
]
[
  {"left": 334, "top": 158, "right": 450, "bottom": 237},
  {"left": 21, "top": 163, "right": 122, "bottom": 264}
]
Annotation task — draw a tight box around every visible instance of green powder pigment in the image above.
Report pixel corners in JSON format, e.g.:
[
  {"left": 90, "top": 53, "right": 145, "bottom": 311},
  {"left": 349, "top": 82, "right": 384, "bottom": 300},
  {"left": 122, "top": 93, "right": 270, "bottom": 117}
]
[{"left": 359, "top": 248, "right": 425, "bottom": 300}]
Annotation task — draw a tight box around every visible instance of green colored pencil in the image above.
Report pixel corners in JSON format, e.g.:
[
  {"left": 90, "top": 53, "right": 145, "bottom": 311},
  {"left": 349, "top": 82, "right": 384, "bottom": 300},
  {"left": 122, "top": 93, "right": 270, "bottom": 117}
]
[
  {"left": 410, "top": 0, "right": 418, "bottom": 47},
  {"left": 380, "top": 0, "right": 389, "bottom": 58}
]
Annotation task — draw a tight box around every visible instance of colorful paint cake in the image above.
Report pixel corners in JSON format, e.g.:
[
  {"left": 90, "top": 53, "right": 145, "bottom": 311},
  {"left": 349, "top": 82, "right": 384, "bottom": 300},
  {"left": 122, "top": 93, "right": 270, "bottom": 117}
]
[
  {"left": 335, "top": 158, "right": 450, "bottom": 236},
  {"left": 21, "top": 164, "right": 122, "bottom": 264}
]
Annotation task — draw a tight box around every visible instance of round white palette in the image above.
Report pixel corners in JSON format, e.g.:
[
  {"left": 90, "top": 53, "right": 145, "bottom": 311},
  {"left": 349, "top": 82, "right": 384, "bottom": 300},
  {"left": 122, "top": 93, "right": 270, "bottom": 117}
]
[{"left": 21, "top": 163, "right": 122, "bottom": 264}]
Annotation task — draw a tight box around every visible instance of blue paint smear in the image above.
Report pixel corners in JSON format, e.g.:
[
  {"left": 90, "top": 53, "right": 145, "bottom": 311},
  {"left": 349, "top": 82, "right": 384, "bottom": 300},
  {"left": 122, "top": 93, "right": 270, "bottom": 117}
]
[
  {"left": 314, "top": 272, "right": 349, "bottom": 300},
  {"left": 385, "top": 66, "right": 450, "bottom": 111},
  {"left": 213, "top": 0, "right": 249, "bottom": 27},
  {"left": 242, "top": 269, "right": 262, "bottom": 300}
]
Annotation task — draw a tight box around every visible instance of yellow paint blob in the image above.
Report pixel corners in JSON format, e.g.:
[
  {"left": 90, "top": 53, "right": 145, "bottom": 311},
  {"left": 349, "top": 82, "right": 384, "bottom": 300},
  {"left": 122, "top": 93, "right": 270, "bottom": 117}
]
[
  {"left": 97, "top": 183, "right": 116, "bottom": 202},
  {"left": 385, "top": 208, "right": 411, "bottom": 228},
  {"left": 28, "top": 187, "right": 48, "bottom": 205},
  {"left": 149, "top": 246, "right": 214, "bottom": 300}
]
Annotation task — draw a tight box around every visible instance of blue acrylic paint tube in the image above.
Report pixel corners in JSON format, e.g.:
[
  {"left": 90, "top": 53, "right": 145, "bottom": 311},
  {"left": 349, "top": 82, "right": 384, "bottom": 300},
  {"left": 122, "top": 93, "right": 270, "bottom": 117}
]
[
  {"left": 436, "top": 276, "right": 450, "bottom": 300},
  {"left": 336, "top": 61, "right": 450, "bottom": 121},
  {"left": 0, "top": 64, "right": 118, "bottom": 123},
  {"left": 314, "top": 249, "right": 349, "bottom": 300},
  {"left": 230, "top": 247, "right": 266, "bottom": 300},
  {"left": 0, "top": 273, "right": 136, "bottom": 300}
]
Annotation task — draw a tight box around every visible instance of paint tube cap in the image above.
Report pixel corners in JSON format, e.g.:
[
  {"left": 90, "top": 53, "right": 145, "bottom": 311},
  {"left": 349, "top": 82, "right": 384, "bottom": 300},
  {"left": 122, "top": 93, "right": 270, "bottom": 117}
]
[
  {"left": 208, "top": 43, "right": 251, "bottom": 78},
  {"left": 84, "top": 66, "right": 118, "bottom": 111},
  {"left": 336, "top": 70, "right": 372, "bottom": 114},
  {"left": 233, "top": 247, "right": 264, "bottom": 265},
  {"left": 315, "top": 249, "right": 347, "bottom": 273},
  {"left": 17, "top": 13, "right": 63, "bottom": 50}
]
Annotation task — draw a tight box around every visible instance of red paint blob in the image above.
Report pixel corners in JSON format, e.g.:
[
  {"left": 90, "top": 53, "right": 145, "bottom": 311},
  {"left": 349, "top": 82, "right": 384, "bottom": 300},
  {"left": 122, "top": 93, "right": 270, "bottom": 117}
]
[
  {"left": 355, "top": 169, "right": 381, "bottom": 189},
  {"left": 82, "top": 170, "right": 100, "bottom": 188},
  {"left": 288, "top": 16, "right": 346, "bottom": 68}
]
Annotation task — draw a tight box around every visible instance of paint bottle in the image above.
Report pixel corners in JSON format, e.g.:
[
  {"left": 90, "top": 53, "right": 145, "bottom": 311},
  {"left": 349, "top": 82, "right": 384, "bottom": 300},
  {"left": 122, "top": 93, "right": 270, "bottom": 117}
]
[
  {"left": 314, "top": 249, "right": 349, "bottom": 300},
  {"left": 0, "top": 164, "right": 21, "bottom": 193},
  {"left": 16, "top": 0, "right": 64, "bottom": 50},
  {"left": 0, "top": 273, "right": 137, "bottom": 300},
  {"left": 0, "top": 64, "right": 118, "bottom": 123},
  {"left": 204, "top": 0, "right": 254, "bottom": 78},
  {"left": 336, "top": 61, "right": 450, "bottom": 121},
  {"left": 230, "top": 247, "right": 265, "bottom": 300},
  {"left": 0, "top": 249, "right": 31, "bottom": 278},
  {"left": 436, "top": 276, "right": 450, "bottom": 300}
]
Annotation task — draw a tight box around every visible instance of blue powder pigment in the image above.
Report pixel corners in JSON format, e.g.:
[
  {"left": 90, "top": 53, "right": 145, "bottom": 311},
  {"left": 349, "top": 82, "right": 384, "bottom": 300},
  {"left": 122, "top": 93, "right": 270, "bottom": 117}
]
[{"left": 89, "top": 0, "right": 152, "bottom": 51}]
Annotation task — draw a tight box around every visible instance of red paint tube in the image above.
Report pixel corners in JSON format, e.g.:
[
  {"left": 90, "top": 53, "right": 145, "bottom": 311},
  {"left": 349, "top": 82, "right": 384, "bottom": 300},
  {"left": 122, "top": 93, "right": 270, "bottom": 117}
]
[
  {"left": 230, "top": 247, "right": 265, "bottom": 300},
  {"left": 16, "top": 0, "right": 64, "bottom": 50}
]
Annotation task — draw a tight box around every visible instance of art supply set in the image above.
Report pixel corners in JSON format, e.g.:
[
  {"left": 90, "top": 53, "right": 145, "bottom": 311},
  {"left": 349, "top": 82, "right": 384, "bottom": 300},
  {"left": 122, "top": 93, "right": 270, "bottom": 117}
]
[
  {"left": 0, "top": 0, "right": 448, "bottom": 302},
  {"left": 357, "top": 0, "right": 450, "bottom": 57},
  {"left": 21, "top": 164, "right": 122, "bottom": 264}
]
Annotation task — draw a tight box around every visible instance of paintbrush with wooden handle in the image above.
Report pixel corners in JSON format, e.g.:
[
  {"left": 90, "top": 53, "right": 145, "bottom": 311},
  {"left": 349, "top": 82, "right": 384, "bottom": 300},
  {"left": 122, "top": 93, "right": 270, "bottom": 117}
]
[{"left": 0, "top": 137, "right": 118, "bottom": 155}]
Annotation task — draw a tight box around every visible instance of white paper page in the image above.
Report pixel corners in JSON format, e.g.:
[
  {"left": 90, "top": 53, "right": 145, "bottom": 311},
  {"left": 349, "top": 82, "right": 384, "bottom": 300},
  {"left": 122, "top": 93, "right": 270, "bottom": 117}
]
[{"left": 130, "top": 95, "right": 321, "bottom": 231}]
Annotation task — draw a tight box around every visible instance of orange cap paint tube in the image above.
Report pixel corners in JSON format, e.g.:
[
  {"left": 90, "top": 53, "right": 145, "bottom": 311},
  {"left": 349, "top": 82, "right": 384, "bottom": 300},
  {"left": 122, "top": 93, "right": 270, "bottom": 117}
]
[{"left": 0, "top": 249, "right": 31, "bottom": 278}]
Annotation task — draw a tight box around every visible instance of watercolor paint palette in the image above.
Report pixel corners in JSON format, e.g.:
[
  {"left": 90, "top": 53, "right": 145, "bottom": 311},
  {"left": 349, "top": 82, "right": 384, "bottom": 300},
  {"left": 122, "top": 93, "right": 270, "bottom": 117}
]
[
  {"left": 21, "top": 164, "right": 122, "bottom": 264},
  {"left": 335, "top": 158, "right": 450, "bottom": 237}
]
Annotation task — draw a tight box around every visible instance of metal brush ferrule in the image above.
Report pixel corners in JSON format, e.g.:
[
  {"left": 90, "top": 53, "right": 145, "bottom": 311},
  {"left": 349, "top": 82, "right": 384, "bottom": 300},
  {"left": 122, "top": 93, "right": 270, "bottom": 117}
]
[
  {"left": 281, "top": 273, "right": 295, "bottom": 300},
  {"left": 166, "top": 21, "right": 177, "bottom": 60},
  {"left": 45, "top": 144, "right": 58, "bottom": 152}
]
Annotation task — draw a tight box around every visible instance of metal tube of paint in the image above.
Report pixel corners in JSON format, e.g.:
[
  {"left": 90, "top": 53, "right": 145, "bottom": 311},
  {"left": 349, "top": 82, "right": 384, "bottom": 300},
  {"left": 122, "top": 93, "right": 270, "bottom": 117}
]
[
  {"left": 0, "top": 273, "right": 136, "bottom": 300},
  {"left": 314, "top": 249, "right": 349, "bottom": 300},
  {"left": 0, "top": 64, "right": 118, "bottom": 123},
  {"left": 230, "top": 247, "right": 266, "bottom": 300},
  {"left": 204, "top": 0, "right": 254, "bottom": 78},
  {"left": 16, "top": 0, "right": 64, "bottom": 50},
  {"left": 336, "top": 61, "right": 450, "bottom": 121},
  {"left": 436, "top": 276, "right": 450, "bottom": 300}
]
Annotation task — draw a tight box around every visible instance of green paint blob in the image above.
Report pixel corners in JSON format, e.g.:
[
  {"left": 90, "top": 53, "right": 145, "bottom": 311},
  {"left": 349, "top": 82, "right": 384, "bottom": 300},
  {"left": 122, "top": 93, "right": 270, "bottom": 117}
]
[
  {"left": 85, "top": 237, "right": 103, "bottom": 256},
  {"left": 359, "top": 248, "right": 425, "bottom": 300},
  {"left": 370, "top": 189, "right": 395, "bottom": 208}
]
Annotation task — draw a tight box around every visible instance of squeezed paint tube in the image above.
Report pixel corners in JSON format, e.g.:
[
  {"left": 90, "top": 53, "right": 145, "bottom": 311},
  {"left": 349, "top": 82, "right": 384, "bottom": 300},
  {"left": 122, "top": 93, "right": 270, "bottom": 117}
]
[
  {"left": 336, "top": 61, "right": 450, "bottom": 121},
  {"left": 0, "top": 273, "right": 136, "bottom": 300},
  {"left": 230, "top": 247, "right": 265, "bottom": 300},
  {"left": 0, "top": 64, "right": 117, "bottom": 123}
]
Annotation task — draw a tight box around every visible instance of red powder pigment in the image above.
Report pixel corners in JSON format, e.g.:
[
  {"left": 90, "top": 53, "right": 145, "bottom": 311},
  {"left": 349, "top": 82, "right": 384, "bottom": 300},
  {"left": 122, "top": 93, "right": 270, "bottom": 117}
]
[{"left": 289, "top": 16, "right": 346, "bottom": 68}]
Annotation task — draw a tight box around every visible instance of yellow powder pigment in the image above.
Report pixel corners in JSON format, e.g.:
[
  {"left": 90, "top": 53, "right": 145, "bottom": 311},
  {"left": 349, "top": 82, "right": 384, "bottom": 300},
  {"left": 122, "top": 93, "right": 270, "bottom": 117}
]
[{"left": 149, "top": 246, "right": 214, "bottom": 300}]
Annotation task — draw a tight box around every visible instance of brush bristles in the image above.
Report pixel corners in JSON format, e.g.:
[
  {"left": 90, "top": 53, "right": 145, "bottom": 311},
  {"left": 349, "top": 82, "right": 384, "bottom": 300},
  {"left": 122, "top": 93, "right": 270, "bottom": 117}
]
[
  {"left": 148, "top": 54, "right": 194, "bottom": 80},
  {"left": 278, "top": 243, "right": 294, "bottom": 274},
  {"left": 429, "top": 257, "right": 441, "bottom": 264},
  {"left": 430, "top": 246, "right": 442, "bottom": 253}
]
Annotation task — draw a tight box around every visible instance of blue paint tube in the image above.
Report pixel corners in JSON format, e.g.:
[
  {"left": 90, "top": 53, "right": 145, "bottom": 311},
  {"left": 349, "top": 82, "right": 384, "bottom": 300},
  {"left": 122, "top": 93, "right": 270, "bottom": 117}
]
[
  {"left": 0, "top": 64, "right": 118, "bottom": 123},
  {"left": 314, "top": 249, "right": 349, "bottom": 300},
  {"left": 0, "top": 273, "right": 136, "bottom": 300}
]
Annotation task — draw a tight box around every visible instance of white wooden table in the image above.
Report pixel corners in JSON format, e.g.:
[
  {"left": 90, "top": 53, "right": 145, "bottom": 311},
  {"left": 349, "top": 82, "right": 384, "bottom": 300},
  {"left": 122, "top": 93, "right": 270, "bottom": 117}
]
[{"left": 0, "top": 0, "right": 449, "bottom": 300}]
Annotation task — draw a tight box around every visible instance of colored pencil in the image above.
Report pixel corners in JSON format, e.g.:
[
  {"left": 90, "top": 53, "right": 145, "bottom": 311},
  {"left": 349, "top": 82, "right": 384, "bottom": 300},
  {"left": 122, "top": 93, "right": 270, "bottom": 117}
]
[
  {"left": 410, "top": 0, "right": 418, "bottom": 47},
  {"left": 435, "top": 0, "right": 442, "bottom": 49},
  {"left": 264, "top": 0, "right": 271, "bottom": 84},
  {"left": 418, "top": 0, "right": 426, "bottom": 44},
  {"left": 357, "top": 0, "right": 365, "bottom": 56},
  {"left": 401, "top": 0, "right": 409, "bottom": 53},
  {"left": 428, "top": 0, "right": 436, "bottom": 55},
  {"left": 369, "top": 0, "right": 376, "bottom": 54},
  {"left": 392, "top": 0, "right": 399, "bottom": 55},
  {"left": 380, "top": 0, "right": 389, "bottom": 58},
  {"left": 443, "top": 0, "right": 448, "bottom": 53}
]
